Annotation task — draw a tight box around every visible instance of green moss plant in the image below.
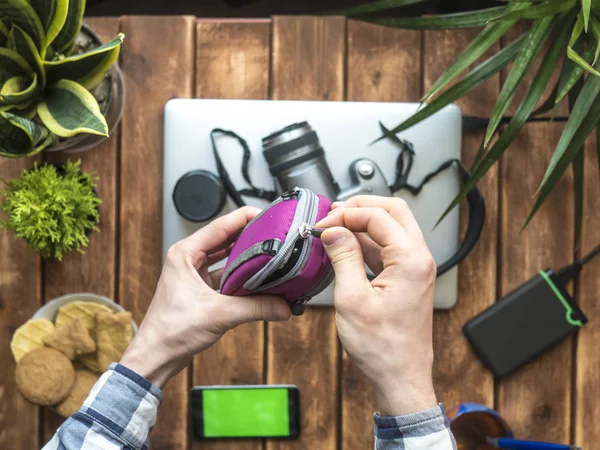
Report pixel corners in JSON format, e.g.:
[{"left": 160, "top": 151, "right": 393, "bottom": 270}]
[{"left": 0, "top": 160, "right": 101, "bottom": 260}]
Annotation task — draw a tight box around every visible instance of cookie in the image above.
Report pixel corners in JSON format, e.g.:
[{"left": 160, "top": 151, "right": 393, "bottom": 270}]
[
  {"left": 55, "top": 301, "right": 113, "bottom": 340},
  {"left": 56, "top": 370, "right": 99, "bottom": 418},
  {"left": 15, "top": 348, "right": 75, "bottom": 406},
  {"left": 78, "top": 353, "right": 102, "bottom": 373},
  {"left": 96, "top": 311, "right": 133, "bottom": 371},
  {"left": 44, "top": 319, "right": 96, "bottom": 360},
  {"left": 10, "top": 319, "right": 55, "bottom": 362}
]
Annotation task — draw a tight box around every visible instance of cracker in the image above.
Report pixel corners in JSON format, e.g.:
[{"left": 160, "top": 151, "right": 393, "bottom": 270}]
[
  {"left": 10, "top": 319, "right": 55, "bottom": 362},
  {"left": 56, "top": 370, "right": 99, "bottom": 418},
  {"left": 44, "top": 319, "right": 96, "bottom": 360},
  {"left": 96, "top": 311, "right": 133, "bottom": 371}
]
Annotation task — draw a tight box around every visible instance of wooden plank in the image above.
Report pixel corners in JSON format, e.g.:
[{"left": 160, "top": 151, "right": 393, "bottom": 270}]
[
  {"left": 41, "top": 17, "right": 122, "bottom": 442},
  {"left": 497, "top": 122, "right": 574, "bottom": 441},
  {"left": 423, "top": 29, "right": 498, "bottom": 410},
  {"left": 119, "top": 16, "right": 195, "bottom": 449},
  {"left": 0, "top": 159, "right": 41, "bottom": 449},
  {"left": 192, "top": 20, "right": 271, "bottom": 450},
  {"left": 575, "top": 131, "right": 599, "bottom": 448},
  {"left": 343, "top": 20, "right": 421, "bottom": 449},
  {"left": 267, "top": 16, "right": 345, "bottom": 450}
]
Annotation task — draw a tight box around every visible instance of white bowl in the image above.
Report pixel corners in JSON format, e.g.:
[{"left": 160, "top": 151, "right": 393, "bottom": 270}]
[{"left": 33, "top": 293, "right": 137, "bottom": 331}]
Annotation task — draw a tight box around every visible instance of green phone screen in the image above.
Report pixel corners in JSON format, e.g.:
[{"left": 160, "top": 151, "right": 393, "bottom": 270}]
[{"left": 202, "top": 388, "right": 290, "bottom": 437}]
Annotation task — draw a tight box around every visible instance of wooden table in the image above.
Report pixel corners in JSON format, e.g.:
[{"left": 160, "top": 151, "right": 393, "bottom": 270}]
[{"left": 1, "top": 16, "right": 598, "bottom": 450}]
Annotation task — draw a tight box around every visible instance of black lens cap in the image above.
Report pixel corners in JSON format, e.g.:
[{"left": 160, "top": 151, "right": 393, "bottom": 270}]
[{"left": 172, "top": 170, "right": 225, "bottom": 222}]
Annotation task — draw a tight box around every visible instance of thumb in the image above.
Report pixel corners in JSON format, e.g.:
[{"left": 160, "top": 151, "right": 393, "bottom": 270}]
[
  {"left": 321, "top": 227, "right": 369, "bottom": 291},
  {"left": 225, "top": 294, "right": 291, "bottom": 327}
]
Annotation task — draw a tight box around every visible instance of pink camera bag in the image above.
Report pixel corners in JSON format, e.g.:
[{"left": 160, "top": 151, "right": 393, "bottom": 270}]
[{"left": 220, "top": 188, "right": 333, "bottom": 315}]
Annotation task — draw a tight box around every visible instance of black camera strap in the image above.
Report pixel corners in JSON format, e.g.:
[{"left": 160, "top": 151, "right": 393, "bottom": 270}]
[
  {"left": 379, "top": 122, "right": 485, "bottom": 277},
  {"left": 210, "top": 128, "right": 277, "bottom": 207}
]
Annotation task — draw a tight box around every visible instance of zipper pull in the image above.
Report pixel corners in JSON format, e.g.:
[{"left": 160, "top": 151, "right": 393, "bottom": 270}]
[
  {"left": 299, "top": 222, "right": 325, "bottom": 239},
  {"left": 281, "top": 189, "right": 301, "bottom": 200}
]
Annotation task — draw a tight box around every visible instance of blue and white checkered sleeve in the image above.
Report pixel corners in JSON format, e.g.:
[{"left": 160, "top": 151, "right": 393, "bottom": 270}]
[
  {"left": 374, "top": 404, "right": 457, "bottom": 450},
  {"left": 43, "top": 363, "right": 163, "bottom": 450}
]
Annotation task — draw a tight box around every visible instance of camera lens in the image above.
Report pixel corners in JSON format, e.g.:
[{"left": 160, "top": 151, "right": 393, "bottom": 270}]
[
  {"left": 173, "top": 170, "right": 225, "bottom": 222},
  {"left": 262, "top": 122, "right": 325, "bottom": 177}
]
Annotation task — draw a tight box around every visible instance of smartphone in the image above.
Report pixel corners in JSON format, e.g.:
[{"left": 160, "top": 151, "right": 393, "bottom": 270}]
[{"left": 191, "top": 385, "right": 300, "bottom": 439}]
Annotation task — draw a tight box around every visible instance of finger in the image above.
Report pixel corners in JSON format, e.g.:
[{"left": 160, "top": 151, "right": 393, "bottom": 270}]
[
  {"left": 209, "top": 268, "right": 224, "bottom": 288},
  {"left": 335, "top": 196, "right": 423, "bottom": 242},
  {"left": 321, "top": 227, "right": 371, "bottom": 295},
  {"left": 180, "top": 206, "right": 261, "bottom": 267},
  {"left": 223, "top": 295, "right": 291, "bottom": 326},
  {"left": 355, "top": 233, "right": 384, "bottom": 275},
  {"left": 207, "top": 245, "right": 233, "bottom": 266},
  {"left": 317, "top": 207, "right": 410, "bottom": 248}
]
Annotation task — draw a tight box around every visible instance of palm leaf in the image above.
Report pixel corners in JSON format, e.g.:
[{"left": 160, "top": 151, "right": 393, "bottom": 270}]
[
  {"left": 483, "top": 16, "right": 555, "bottom": 148},
  {"left": 490, "top": 0, "right": 576, "bottom": 21},
  {"left": 45, "top": 34, "right": 124, "bottom": 89},
  {"left": 0, "top": 110, "right": 50, "bottom": 157},
  {"left": 538, "top": 61, "right": 600, "bottom": 190},
  {"left": 567, "top": 13, "right": 600, "bottom": 76},
  {"left": 367, "top": 6, "right": 509, "bottom": 30},
  {"left": 28, "top": 0, "right": 69, "bottom": 50},
  {"left": 523, "top": 99, "right": 600, "bottom": 228},
  {"left": 37, "top": 79, "right": 108, "bottom": 138},
  {"left": 0, "top": 74, "right": 39, "bottom": 105},
  {"left": 582, "top": 0, "right": 591, "bottom": 32},
  {"left": 51, "top": 0, "right": 85, "bottom": 55},
  {"left": 376, "top": 34, "right": 526, "bottom": 142},
  {"left": 0, "top": 0, "right": 46, "bottom": 53},
  {"left": 554, "top": 41, "right": 595, "bottom": 108},
  {"left": 437, "top": 21, "right": 571, "bottom": 226},
  {"left": 339, "top": 0, "right": 426, "bottom": 16},
  {"left": 422, "top": 17, "right": 520, "bottom": 103},
  {"left": 7, "top": 25, "right": 46, "bottom": 86},
  {"left": 591, "top": 18, "right": 600, "bottom": 64}
]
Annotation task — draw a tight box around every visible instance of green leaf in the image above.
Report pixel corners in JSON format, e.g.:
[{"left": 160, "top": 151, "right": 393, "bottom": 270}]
[
  {"left": 537, "top": 61, "right": 600, "bottom": 190},
  {"left": 437, "top": 20, "right": 571, "bottom": 226},
  {"left": 37, "top": 79, "right": 108, "bottom": 138},
  {"left": 337, "top": 0, "right": 426, "bottom": 16},
  {"left": 7, "top": 25, "right": 46, "bottom": 86},
  {"left": 0, "top": 19, "right": 9, "bottom": 46},
  {"left": 567, "top": 45, "right": 600, "bottom": 76},
  {"left": 0, "top": 74, "right": 39, "bottom": 105},
  {"left": 367, "top": 6, "right": 509, "bottom": 30},
  {"left": 583, "top": 0, "right": 592, "bottom": 32},
  {"left": 51, "top": 0, "right": 85, "bottom": 55},
  {"left": 376, "top": 34, "right": 526, "bottom": 142},
  {"left": 555, "top": 43, "right": 596, "bottom": 106},
  {"left": 423, "top": 19, "right": 519, "bottom": 103},
  {"left": 483, "top": 16, "right": 555, "bottom": 148},
  {"left": 0, "top": 0, "right": 46, "bottom": 53},
  {"left": 523, "top": 99, "right": 600, "bottom": 227},
  {"left": 0, "top": 47, "right": 32, "bottom": 86},
  {"left": 45, "top": 34, "right": 124, "bottom": 89},
  {"left": 0, "top": 110, "right": 50, "bottom": 157},
  {"left": 490, "top": 0, "right": 576, "bottom": 21},
  {"left": 590, "top": 18, "right": 600, "bottom": 64},
  {"left": 28, "top": 0, "right": 69, "bottom": 49}
]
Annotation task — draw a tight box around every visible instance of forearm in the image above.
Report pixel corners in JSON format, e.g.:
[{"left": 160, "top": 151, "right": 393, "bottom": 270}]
[
  {"left": 43, "top": 363, "right": 162, "bottom": 450},
  {"left": 374, "top": 404, "right": 457, "bottom": 450}
]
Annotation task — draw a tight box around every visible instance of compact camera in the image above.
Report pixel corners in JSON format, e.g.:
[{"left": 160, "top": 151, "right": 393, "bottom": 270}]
[{"left": 262, "top": 122, "right": 392, "bottom": 201}]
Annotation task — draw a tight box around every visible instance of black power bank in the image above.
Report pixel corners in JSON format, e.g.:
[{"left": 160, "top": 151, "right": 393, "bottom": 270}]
[{"left": 463, "top": 269, "right": 587, "bottom": 377}]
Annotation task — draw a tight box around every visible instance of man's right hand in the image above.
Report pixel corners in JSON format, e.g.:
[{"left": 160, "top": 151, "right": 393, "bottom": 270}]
[{"left": 315, "top": 196, "right": 438, "bottom": 416}]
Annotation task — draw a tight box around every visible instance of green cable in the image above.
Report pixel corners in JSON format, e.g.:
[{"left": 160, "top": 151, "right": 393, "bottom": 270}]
[{"left": 538, "top": 270, "right": 584, "bottom": 328}]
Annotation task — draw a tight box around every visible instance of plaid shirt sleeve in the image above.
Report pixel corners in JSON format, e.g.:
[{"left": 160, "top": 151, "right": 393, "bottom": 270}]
[
  {"left": 374, "top": 404, "right": 457, "bottom": 449},
  {"left": 42, "top": 363, "right": 163, "bottom": 450}
]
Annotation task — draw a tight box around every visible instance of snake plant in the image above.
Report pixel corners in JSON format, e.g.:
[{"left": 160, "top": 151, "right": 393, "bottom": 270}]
[
  {"left": 343, "top": 0, "right": 600, "bottom": 229},
  {"left": 0, "top": 0, "right": 124, "bottom": 158}
]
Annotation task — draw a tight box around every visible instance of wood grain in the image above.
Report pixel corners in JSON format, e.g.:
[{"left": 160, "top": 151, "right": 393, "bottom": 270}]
[
  {"left": 497, "top": 122, "right": 574, "bottom": 442},
  {"left": 424, "top": 28, "right": 498, "bottom": 410},
  {"left": 119, "top": 16, "right": 195, "bottom": 449},
  {"left": 575, "top": 131, "right": 600, "bottom": 448},
  {"left": 267, "top": 16, "right": 345, "bottom": 450},
  {"left": 192, "top": 20, "right": 271, "bottom": 450},
  {"left": 0, "top": 158, "right": 41, "bottom": 449},
  {"left": 343, "top": 19, "right": 421, "bottom": 449},
  {"left": 41, "top": 17, "right": 122, "bottom": 441}
]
